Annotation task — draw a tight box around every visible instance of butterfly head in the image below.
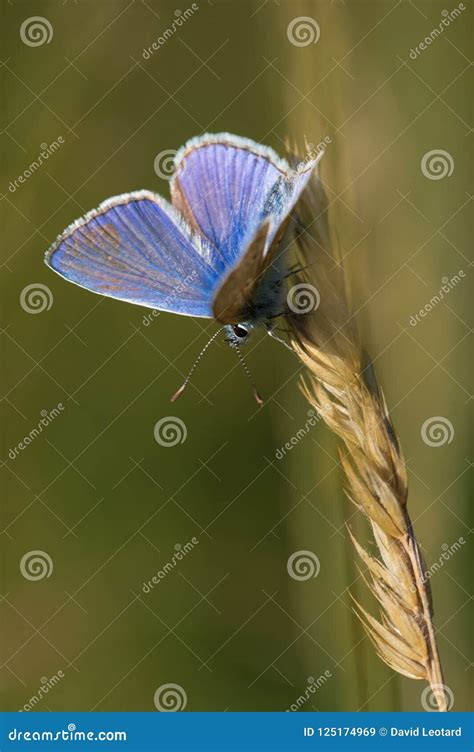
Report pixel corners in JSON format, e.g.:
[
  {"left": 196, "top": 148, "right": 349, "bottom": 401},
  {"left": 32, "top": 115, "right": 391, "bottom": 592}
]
[{"left": 224, "top": 322, "right": 254, "bottom": 348}]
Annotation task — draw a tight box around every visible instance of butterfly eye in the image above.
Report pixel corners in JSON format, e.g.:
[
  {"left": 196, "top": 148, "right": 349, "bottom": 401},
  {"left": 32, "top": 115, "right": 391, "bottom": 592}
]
[{"left": 233, "top": 324, "right": 249, "bottom": 338}]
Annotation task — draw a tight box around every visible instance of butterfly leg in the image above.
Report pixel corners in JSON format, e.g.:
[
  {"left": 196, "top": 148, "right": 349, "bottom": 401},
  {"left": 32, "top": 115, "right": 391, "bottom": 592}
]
[
  {"left": 282, "top": 263, "right": 313, "bottom": 279},
  {"left": 266, "top": 324, "right": 294, "bottom": 352}
]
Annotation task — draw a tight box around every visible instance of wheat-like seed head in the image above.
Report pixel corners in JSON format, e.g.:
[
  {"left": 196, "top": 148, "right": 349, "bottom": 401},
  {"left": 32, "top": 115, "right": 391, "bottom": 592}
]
[{"left": 288, "top": 169, "right": 447, "bottom": 711}]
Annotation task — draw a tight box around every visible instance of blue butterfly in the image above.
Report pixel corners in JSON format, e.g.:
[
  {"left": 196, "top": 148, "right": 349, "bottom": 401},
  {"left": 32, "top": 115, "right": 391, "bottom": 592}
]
[{"left": 45, "top": 133, "right": 320, "bottom": 402}]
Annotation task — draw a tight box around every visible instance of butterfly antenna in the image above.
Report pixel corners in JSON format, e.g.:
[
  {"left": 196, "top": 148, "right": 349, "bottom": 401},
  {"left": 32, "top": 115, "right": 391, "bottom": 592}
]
[
  {"left": 171, "top": 328, "right": 223, "bottom": 402},
  {"left": 234, "top": 346, "right": 263, "bottom": 406}
]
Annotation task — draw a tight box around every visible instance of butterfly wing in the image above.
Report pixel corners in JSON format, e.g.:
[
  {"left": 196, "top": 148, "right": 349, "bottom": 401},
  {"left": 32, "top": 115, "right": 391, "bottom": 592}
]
[
  {"left": 171, "top": 133, "right": 319, "bottom": 268},
  {"left": 211, "top": 219, "right": 272, "bottom": 323},
  {"left": 45, "top": 190, "right": 222, "bottom": 317}
]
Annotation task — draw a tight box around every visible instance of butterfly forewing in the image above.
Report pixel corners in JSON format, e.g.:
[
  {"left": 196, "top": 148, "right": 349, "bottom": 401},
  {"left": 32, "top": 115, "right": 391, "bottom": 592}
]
[{"left": 45, "top": 191, "right": 219, "bottom": 317}]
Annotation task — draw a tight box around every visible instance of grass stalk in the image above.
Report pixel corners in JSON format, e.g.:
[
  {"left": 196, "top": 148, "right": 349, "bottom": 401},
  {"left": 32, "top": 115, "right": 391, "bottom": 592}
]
[{"left": 287, "top": 168, "right": 447, "bottom": 712}]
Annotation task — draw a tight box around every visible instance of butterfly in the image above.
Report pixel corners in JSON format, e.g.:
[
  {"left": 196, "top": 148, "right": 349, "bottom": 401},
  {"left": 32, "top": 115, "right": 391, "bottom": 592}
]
[{"left": 45, "top": 133, "right": 321, "bottom": 402}]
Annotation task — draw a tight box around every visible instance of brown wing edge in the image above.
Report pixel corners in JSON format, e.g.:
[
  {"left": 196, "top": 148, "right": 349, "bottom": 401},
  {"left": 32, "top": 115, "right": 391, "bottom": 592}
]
[{"left": 212, "top": 220, "right": 273, "bottom": 324}]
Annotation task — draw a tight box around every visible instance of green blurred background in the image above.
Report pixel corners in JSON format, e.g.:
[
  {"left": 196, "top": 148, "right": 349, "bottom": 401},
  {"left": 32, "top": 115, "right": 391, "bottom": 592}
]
[{"left": 1, "top": 0, "right": 472, "bottom": 712}]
